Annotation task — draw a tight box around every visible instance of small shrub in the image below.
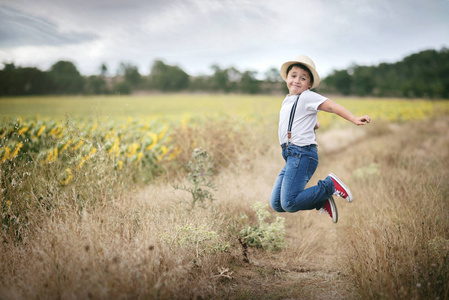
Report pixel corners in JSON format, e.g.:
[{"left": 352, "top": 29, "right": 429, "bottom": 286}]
[
  {"left": 174, "top": 148, "right": 216, "bottom": 208},
  {"left": 239, "top": 202, "right": 286, "bottom": 251}
]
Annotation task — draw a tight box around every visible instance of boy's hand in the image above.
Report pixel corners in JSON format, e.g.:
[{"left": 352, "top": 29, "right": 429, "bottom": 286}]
[{"left": 353, "top": 115, "right": 371, "bottom": 125}]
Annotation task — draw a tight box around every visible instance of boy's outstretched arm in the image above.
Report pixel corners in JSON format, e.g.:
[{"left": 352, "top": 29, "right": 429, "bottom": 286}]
[{"left": 318, "top": 99, "right": 371, "bottom": 125}]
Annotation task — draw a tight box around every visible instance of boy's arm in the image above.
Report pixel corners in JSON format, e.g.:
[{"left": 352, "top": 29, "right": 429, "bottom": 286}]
[{"left": 318, "top": 99, "right": 370, "bottom": 125}]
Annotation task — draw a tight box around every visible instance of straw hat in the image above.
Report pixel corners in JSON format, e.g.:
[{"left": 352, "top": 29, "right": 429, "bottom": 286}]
[{"left": 280, "top": 55, "right": 321, "bottom": 89}]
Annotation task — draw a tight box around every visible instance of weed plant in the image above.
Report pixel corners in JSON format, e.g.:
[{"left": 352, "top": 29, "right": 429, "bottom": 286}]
[
  {"left": 239, "top": 201, "right": 287, "bottom": 251},
  {"left": 173, "top": 147, "right": 216, "bottom": 208}
]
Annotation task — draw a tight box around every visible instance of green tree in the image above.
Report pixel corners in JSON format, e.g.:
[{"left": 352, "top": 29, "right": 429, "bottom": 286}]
[
  {"left": 189, "top": 75, "right": 212, "bottom": 91},
  {"left": 263, "top": 67, "right": 285, "bottom": 94},
  {"left": 0, "top": 63, "right": 51, "bottom": 95},
  {"left": 119, "top": 63, "right": 142, "bottom": 87},
  {"left": 114, "top": 82, "right": 132, "bottom": 95},
  {"left": 352, "top": 65, "right": 375, "bottom": 96},
  {"left": 48, "top": 60, "right": 84, "bottom": 94},
  {"left": 15, "top": 67, "right": 50, "bottom": 95},
  {"left": 0, "top": 63, "right": 16, "bottom": 95},
  {"left": 100, "top": 63, "right": 108, "bottom": 76},
  {"left": 149, "top": 60, "right": 189, "bottom": 91},
  {"left": 210, "top": 64, "right": 230, "bottom": 92},
  {"left": 323, "top": 69, "right": 352, "bottom": 95},
  {"left": 210, "top": 65, "right": 241, "bottom": 93},
  {"left": 239, "top": 71, "right": 260, "bottom": 94},
  {"left": 264, "top": 67, "right": 281, "bottom": 83},
  {"left": 85, "top": 75, "right": 109, "bottom": 94}
]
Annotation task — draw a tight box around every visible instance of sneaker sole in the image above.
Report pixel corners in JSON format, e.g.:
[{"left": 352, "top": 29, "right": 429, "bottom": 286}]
[
  {"left": 329, "top": 195, "right": 338, "bottom": 223},
  {"left": 329, "top": 173, "right": 353, "bottom": 203}
]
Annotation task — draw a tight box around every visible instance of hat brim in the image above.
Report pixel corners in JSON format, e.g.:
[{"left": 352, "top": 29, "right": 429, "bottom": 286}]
[{"left": 280, "top": 61, "right": 321, "bottom": 89}]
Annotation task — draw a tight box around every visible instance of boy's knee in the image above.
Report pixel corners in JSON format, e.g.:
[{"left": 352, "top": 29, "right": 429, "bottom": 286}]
[
  {"left": 280, "top": 200, "right": 297, "bottom": 213},
  {"left": 270, "top": 201, "right": 285, "bottom": 213},
  {"left": 272, "top": 206, "right": 286, "bottom": 213}
]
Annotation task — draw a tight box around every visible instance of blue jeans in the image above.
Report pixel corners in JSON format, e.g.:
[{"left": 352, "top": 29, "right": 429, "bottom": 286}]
[{"left": 270, "top": 144, "right": 335, "bottom": 212}]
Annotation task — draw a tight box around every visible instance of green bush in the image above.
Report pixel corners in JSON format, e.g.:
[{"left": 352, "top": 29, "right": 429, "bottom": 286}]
[{"left": 239, "top": 202, "right": 286, "bottom": 251}]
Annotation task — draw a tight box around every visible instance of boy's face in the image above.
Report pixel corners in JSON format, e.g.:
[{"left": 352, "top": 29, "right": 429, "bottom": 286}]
[{"left": 286, "top": 66, "right": 312, "bottom": 95}]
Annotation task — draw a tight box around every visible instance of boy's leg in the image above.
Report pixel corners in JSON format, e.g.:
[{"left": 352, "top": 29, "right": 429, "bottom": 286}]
[
  {"left": 270, "top": 166, "right": 286, "bottom": 212},
  {"left": 286, "top": 179, "right": 334, "bottom": 211},
  {"left": 280, "top": 153, "right": 334, "bottom": 212}
]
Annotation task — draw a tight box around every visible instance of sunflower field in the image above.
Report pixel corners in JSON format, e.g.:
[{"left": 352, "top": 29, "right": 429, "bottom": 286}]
[{"left": 0, "top": 117, "right": 179, "bottom": 184}]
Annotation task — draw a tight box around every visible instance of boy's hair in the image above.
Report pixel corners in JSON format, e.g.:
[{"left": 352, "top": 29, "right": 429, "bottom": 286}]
[{"left": 286, "top": 63, "right": 314, "bottom": 86}]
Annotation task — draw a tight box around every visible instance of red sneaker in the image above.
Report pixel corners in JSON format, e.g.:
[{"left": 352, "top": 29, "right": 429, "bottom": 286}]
[
  {"left": 320, "top": 196, "right": 338, "bottom": 223},
  {"left": 329, "top": 173, "right": 353, "bottom": 203}
]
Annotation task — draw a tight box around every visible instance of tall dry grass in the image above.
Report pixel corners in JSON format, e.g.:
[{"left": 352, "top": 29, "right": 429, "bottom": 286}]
[
  {"left": 0, "top": 187, "right": 238, "bottom": 299},
  {"left": 0, "top": 116, "right": 279, "bottom": 299},
  {"left": 342, "top": 117, "right": 449, "bottom": 299}
]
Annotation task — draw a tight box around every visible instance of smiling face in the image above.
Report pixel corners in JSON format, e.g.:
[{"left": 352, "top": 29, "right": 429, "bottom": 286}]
[{"left": 286, "top": 65, "right": 312, "bottom": 95}]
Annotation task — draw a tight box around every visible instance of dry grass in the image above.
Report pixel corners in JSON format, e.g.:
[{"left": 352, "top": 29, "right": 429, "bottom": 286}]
[
  {"left": 1, "top": 116, "right": 449, "bottom": 299},
  {"left": 342, "top": 117, "right": 449, "bottom": 299}
]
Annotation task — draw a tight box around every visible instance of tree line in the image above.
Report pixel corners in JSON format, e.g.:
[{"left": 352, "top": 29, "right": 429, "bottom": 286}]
[
  {"left": 321, "top": 48, "right": 449, "bottom": 99},
  {"left": 1, "top": 47, "right": 448, "bottom": 98},
  {"left": 0, "top": 59, "right": 285, "bottom": 96}
]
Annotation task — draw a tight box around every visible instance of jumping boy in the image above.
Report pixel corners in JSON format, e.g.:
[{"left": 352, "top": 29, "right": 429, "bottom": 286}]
[{"left": 270, "top": 55, "right": 371, "bottom": 223}]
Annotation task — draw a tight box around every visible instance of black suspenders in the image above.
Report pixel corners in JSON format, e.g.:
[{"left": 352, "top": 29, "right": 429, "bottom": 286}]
[{"left": 287, "top": 94, "right": 301, "bottom": 145}]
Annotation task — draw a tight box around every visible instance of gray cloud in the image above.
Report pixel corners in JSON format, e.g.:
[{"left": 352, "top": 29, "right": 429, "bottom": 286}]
[
  {"left": 0, "top": 6, "right": 98, "bottom": 48},
  {"left": 0, "top": 0, "right": 447, "bottom": 76}
]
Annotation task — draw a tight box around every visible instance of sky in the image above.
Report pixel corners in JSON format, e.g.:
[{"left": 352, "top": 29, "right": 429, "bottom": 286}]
[{"left": 0, "top": 0, "right": 448, "bottom": 79}]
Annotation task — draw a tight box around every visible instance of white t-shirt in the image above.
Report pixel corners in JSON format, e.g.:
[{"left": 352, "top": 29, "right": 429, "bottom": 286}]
[{"left": 278, "top": 89, "right": 327, "bottom": 146}]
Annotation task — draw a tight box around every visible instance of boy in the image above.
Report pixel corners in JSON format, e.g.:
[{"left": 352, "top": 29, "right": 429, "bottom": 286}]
[{"left": 270, "top": 55, "right": 370, "bottom": 223}]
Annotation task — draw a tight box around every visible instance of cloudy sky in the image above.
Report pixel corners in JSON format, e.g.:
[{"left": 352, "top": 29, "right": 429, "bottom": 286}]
[{"left": 0, "top": 0, "right": 448, "bottom": 78}]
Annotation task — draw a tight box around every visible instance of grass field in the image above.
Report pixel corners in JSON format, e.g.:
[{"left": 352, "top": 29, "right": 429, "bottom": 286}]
[
  {"left": 1, "top": 95, "right": 449, "bottom": 299},
  {"left": 0, "top": 94, "right": 280, "bottom": 120},
  {"left": 2, "top": 94, "right": 448, "bottom": 121}
]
